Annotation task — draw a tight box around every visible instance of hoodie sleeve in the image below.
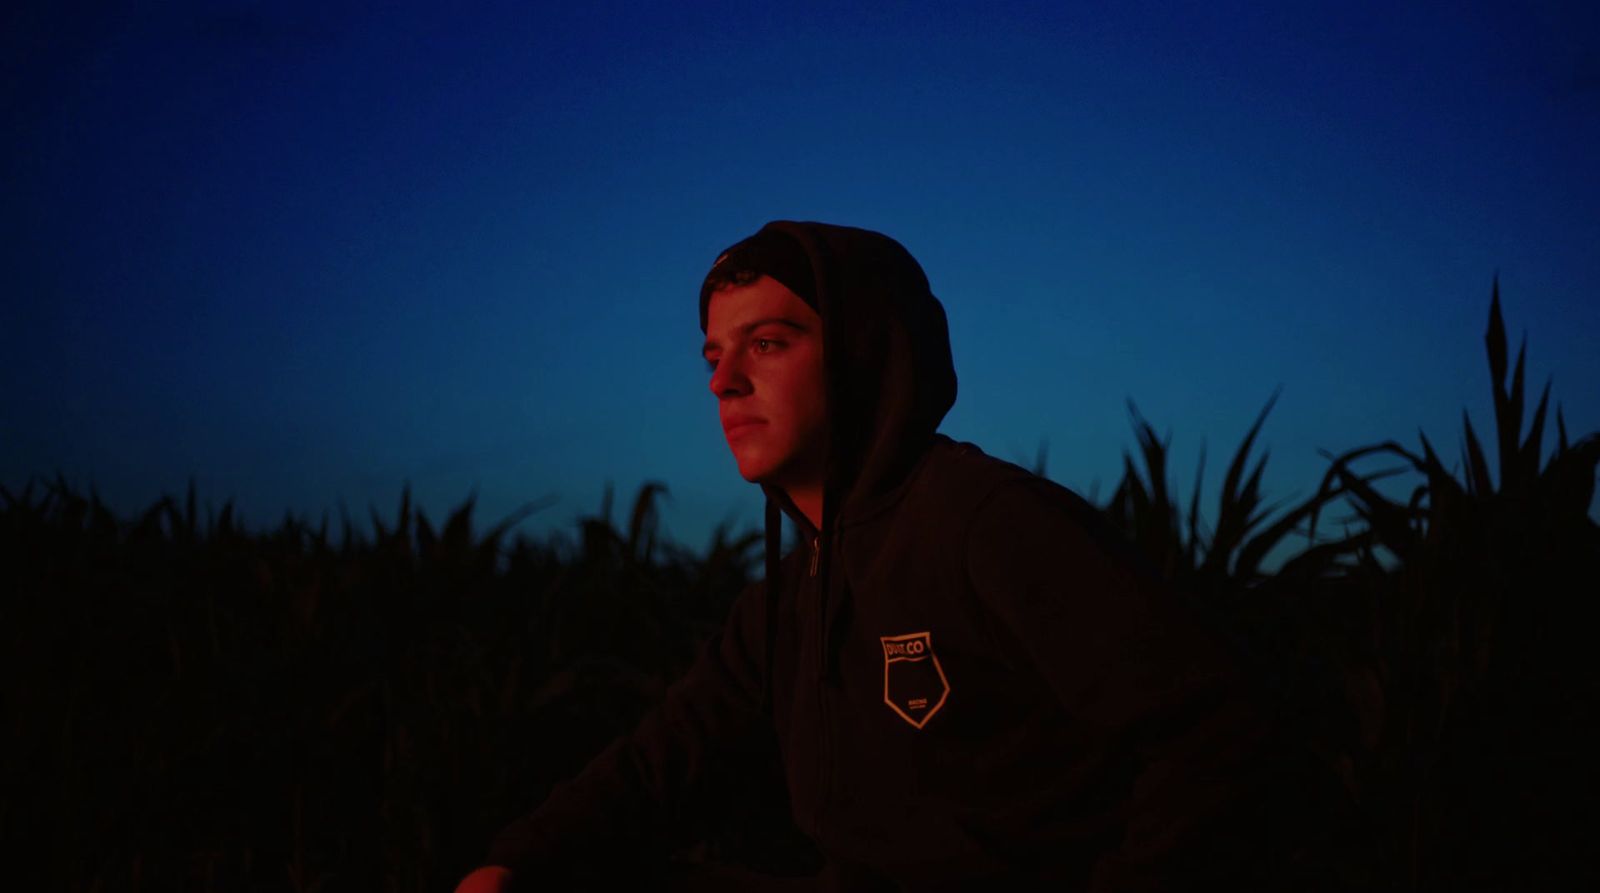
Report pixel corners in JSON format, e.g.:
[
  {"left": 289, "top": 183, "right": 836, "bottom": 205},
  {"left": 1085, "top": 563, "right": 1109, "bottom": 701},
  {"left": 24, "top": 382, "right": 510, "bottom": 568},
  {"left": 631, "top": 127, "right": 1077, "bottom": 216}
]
[
  {"left": 965, "top": 477, "right": 1291, "bottom": 892},
  {"left": 482, "top": 568, "right": 779, "bottom": 881}
]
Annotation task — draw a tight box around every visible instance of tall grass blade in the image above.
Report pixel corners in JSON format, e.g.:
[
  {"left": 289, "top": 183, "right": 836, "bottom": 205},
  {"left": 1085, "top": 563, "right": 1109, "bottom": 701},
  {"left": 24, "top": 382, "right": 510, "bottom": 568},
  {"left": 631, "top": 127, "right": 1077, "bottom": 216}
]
[
  {"left": 1518, "top": 376, "right": 1553, "bottom": 490},
  {"left": 1496, "top": 330, "right": 1527, "bottom": 491},
  {"left": 1316, "top": 443, "right": 1422, "bottom": 561},
  {"left": 1186, "top": 440, "right": 1206, "bottom": 569},
  {"left": 1125, "top": 399, "right": 1175, "bottom": 520},
  {"left": 1461, "top": 411, "right": 1494, "bottom": 497},
  {"left": 443, "top": 491, "right": 478, "bottom": 556},
  {"left": 626, "top": 482, "right": 669, "bottom": 567},
  {"left": 1485, "top": 276, "right": 1507, "bottom": 398},
  {"left": 479, "top": 494, "right": 559, "bottom": 572},
  {"left": 1206, "top": 389, "right": 1281, "bottom": 572},
  {"left": 1232, "top": 469, "right": 1397, "bottom": 582}
]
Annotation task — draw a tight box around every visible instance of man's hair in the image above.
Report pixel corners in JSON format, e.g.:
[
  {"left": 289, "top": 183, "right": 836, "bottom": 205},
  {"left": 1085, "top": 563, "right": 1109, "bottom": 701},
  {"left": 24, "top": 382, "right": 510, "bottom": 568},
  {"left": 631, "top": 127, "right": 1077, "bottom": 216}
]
[
  {"left": 698, "top": 229, "right": 820, "bottom": 334},
  {"left": 702, "top": 264, "right": 763, "bottom": 294}
]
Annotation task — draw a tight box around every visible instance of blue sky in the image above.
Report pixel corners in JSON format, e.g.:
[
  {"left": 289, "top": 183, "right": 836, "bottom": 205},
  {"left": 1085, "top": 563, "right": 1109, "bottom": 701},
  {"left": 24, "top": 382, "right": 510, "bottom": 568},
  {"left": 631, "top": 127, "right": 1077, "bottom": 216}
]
[{"left": 4, "top": 1, "right": 1597, "bottom": 571}]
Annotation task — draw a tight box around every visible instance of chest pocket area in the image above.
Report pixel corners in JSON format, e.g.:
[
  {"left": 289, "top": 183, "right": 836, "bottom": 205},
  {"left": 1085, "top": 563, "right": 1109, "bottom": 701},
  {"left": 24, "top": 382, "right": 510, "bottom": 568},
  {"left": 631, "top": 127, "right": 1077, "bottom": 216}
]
[{"left": 879, "top": 631, "right": 951, "bottom": 729}]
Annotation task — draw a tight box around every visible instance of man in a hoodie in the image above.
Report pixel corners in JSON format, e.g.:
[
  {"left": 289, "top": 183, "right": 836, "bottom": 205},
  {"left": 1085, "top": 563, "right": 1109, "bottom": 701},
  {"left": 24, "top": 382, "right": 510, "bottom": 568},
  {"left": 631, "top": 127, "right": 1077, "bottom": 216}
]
[{"left": 457, "top": 221, "right": 1322, "bottom": 891}]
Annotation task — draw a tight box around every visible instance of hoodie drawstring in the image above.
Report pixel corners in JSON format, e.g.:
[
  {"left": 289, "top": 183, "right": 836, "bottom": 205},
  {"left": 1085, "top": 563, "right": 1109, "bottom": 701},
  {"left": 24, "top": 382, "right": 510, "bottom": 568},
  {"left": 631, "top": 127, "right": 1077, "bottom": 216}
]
[{"left": 761, "top": 497, "right": 782, "bottom": 717}]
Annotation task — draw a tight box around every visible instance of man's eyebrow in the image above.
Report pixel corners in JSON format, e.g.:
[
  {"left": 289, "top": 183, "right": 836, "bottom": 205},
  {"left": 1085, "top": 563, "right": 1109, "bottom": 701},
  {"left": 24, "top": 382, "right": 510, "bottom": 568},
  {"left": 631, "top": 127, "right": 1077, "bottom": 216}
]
[{"left": 701, "top": 318, "right": 810, "bottom": 357}]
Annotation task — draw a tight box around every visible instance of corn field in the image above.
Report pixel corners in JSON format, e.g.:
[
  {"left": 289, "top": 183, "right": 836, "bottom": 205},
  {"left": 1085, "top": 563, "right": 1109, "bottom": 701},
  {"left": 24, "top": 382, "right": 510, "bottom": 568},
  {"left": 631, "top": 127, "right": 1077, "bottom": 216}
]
[{"left": 3, "top": 282, "right": 1595, "bottom": 891}]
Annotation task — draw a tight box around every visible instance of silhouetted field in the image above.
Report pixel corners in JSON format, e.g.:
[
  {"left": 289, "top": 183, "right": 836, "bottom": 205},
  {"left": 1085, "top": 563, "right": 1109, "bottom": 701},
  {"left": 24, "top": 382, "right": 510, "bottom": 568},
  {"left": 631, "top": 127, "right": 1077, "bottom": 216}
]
[{"left": 4, "top": 283, "right": 1596, "bottom": 891}]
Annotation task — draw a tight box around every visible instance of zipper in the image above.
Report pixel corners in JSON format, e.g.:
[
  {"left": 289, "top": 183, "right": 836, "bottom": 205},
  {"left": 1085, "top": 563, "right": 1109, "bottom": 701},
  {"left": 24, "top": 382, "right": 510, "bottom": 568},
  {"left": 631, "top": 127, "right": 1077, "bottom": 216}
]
[{"left": 811, "top": 536, "right": 825, "bottom": 679}]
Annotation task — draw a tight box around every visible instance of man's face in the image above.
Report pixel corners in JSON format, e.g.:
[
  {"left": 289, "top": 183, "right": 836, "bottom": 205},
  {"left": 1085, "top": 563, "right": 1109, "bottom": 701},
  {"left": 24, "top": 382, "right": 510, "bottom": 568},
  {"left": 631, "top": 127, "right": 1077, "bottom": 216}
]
[{"left": 702, "top": 275, "right": 828, "bottom": 491}]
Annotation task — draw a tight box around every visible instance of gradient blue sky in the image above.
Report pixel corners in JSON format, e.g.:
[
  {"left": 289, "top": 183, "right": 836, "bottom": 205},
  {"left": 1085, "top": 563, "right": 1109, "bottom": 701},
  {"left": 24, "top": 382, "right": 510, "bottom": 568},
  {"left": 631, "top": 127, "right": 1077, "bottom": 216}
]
[{"left": 5, "top": 1, "right": 1597, "bottom": 570}]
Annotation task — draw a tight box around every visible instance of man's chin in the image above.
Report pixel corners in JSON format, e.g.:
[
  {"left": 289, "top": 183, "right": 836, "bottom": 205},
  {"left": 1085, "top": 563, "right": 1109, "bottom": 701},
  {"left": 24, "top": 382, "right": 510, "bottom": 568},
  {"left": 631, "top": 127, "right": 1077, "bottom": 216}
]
[
  {"left": 732, "top": 455, "right": 766, "bottom": 483},
  {"left": 735, "top": 455, "right": 784, "bottom": 487},
  {"left": 738, "top": 465, "right": 774, "bottom": 485}
]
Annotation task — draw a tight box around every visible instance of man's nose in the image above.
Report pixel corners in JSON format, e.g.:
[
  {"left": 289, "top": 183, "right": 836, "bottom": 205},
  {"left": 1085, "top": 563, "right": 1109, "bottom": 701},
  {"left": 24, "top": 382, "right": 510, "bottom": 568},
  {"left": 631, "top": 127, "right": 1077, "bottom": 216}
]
[{"left": 708, "top": 353, "right": 749, "bottom": 397}]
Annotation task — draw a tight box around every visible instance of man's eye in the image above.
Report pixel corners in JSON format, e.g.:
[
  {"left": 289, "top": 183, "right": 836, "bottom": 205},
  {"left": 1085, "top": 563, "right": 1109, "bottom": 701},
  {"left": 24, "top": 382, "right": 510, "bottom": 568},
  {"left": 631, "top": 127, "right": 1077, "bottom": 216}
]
[{"left": 706, "top": 339, "right": 783, "bottom": 373}]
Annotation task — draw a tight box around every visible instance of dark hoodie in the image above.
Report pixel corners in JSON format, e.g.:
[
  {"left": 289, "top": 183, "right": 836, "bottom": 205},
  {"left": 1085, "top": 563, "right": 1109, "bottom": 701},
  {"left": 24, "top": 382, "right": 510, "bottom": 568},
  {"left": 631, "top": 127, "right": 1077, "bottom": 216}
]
[{"left": 485, "top": 222, "right": 1305, "bottom": 890}]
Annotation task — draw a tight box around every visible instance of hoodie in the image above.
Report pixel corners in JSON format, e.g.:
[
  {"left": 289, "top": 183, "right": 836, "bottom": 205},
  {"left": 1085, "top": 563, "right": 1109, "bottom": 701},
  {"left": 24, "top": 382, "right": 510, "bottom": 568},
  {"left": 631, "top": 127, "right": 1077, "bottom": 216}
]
[{"left": 485, "top": 221, "right": 1305, "bottom": 890}]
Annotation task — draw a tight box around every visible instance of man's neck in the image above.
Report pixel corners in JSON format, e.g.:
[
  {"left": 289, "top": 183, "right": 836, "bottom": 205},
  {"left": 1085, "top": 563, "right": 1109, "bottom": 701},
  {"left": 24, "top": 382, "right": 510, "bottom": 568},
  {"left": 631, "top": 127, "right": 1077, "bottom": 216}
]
[{"left": 784, "top": 485, "right": 824, "bottom": 535}]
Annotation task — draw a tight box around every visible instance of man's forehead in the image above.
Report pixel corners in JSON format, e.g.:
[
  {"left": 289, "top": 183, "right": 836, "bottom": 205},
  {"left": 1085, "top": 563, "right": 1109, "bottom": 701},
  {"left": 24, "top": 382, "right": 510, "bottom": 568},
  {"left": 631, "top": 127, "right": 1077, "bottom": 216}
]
[{"left": 705, "top": 278, "right": 815, "bottom": 329}]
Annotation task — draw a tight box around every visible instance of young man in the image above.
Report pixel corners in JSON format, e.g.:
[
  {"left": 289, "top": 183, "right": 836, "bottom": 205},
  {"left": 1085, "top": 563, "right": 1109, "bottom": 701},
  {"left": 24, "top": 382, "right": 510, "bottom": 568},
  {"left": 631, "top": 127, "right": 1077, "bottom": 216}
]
[{"left": 459, "top": 222, "right": 1314, "bottom": 891}]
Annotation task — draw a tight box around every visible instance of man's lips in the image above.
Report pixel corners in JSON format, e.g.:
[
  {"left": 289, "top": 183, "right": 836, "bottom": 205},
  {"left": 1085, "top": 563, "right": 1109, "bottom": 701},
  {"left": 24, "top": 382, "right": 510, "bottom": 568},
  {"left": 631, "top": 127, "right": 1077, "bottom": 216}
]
[{"left": 723, "top": 417, "right": 766, "bottom": 437}]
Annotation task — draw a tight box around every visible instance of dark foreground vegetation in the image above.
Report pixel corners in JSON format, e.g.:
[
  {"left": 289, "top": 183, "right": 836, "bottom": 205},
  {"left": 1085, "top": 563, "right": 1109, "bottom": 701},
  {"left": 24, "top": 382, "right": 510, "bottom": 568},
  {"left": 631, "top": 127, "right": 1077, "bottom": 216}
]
[{"left": 4, "top": 284, "right": 1596, "bottom": 891}]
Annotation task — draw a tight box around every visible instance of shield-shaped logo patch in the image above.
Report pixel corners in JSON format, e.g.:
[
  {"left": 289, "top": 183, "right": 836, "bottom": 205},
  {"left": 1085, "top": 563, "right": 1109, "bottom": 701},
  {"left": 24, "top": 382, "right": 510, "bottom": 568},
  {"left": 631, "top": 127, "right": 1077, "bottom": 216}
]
[{"left": 880, "top": 631, "right": 950, "bottom": 729}]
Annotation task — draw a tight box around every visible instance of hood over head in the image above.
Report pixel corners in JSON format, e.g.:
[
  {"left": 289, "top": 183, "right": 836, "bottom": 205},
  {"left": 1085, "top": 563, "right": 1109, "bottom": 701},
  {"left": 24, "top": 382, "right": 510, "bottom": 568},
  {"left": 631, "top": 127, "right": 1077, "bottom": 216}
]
[{"left": 699, "top": 220, "right": 958, "bottom": 711}]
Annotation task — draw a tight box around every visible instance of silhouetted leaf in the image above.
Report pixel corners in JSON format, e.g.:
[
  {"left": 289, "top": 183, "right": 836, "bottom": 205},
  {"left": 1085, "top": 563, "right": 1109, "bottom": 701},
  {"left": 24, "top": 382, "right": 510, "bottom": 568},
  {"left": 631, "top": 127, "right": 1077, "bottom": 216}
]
[
  {"left": 1186, "top": 439, "right": 1206, "bottom": 569},
  {"left": 1496, "top": 331, "right": 1527, "bottom": 494},
  {"left": 1518, "top": 376, "right": 1553, "bottom": 489},
  {"left": 626, "top": 482, "right": 669, "bottom": 567},
  {"left": 1461, "top": 410, "right": 1494, "bottom": 497},
  {"left": 1485, "top": 275, "right": 1506, "bottom": 392}
]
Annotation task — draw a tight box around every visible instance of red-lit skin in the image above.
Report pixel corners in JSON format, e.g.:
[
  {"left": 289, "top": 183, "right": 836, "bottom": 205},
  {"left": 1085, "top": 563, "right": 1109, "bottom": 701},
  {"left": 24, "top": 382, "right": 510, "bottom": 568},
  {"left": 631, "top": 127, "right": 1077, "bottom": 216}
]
[
  {"left": 453, "top": 866, "right": 511, "bottom": 893},
  {"left": 703, "top": 275, "right": 828, "bottom": 532}
]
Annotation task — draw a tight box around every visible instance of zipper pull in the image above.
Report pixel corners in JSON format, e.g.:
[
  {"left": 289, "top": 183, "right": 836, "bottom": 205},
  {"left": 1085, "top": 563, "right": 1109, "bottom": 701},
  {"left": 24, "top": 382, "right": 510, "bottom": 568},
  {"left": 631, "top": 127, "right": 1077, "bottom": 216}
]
[{"left": 809, "top": 535, "right": 819, "bottom": 577}]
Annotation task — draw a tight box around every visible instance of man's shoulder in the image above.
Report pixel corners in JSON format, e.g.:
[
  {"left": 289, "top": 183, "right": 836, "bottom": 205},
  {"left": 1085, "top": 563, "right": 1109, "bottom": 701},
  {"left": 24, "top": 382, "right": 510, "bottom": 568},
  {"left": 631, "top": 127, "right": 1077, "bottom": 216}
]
[
  {"left": 921, "top": 435, "right": 1049, "bottom": 500},
  {"left": 885, "top": 436, "right": 1042, "bottom": 534},
  {"left": 934, "top": 439, "right": 1157, "bottom": 580},
  {"left": 920, "top": 435, "right": 1105, "bottom": 529}
]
